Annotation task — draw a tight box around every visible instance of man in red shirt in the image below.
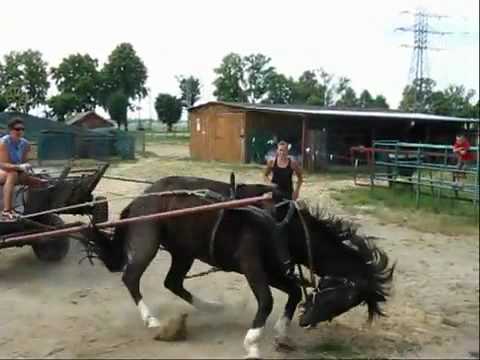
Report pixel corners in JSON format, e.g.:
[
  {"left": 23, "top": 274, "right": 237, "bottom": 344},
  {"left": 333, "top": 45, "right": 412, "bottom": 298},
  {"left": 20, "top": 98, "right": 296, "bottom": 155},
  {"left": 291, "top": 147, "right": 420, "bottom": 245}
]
[{"left": 453, "top": 131, "right": 474, "bottom": 186}]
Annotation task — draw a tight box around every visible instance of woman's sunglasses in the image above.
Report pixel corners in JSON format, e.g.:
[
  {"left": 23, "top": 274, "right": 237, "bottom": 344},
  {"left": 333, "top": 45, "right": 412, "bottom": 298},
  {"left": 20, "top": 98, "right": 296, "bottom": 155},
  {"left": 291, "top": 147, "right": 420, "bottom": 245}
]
[{"left": 13, "top": 127, "right": 25, "bottom": 131}]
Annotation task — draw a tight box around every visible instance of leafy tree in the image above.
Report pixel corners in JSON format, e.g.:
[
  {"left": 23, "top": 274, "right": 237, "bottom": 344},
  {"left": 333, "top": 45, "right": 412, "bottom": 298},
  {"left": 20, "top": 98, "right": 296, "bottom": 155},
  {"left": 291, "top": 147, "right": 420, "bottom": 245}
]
[
  {"left": 291, "top": 70, "right": 322, "bottom": 104},
  {"left": 0, "top": 94, "right": 7, "bottom": 112},
  {"left": 317, "top": 68, "right": 335, "bottom": 106},
  {"left": 47, "top": 93, "right": 80, "bottom": 122},
  {"left": 400, "top": 79, "right": 476, "bottom": 118},
  {"left": 263, "top": 73, "right": 294, "bottom": 104},
  {"left": 335, "top": 87, "right": 357, "bottom": 107},
  {"left": 0, "top": 50, "right": 49, "bottom": 113},
  {"left": 50, "top": 53, "right": 100, "bottom": 112},
  {"left": 106, "top": 91, "right": 128, "bottom": 129},
  {"left": 334, "top": 77, "right": 357, "bottom": 107},
  {"left": 213, "top": 53, "right": 246, "bottom": 102},
  {"left": 154, "top": 93, "right": 182, "bottom": 131},
  {"left": 99, "top": 43, "right": 148, "bottom": 130},
  {"left": 399, "top": 78, "right": 436, "bottom": 112},
  {"left": 472, "top": 100, "right": 479, "bottom": 118},
  {"left": 177, "top": 75, "right": 201, "bottom": 107},
  {"left": 243, "top": 53, "right": 275, "bottom": 103},
  {"left": 291, "top": 68, "right": 339, "bottom": 106},
  {"left": 358, "top": 89, "right": 374, "bottom": 108},
  {"left": 372, "top": 95, "right": 389, "bottom": 109}
]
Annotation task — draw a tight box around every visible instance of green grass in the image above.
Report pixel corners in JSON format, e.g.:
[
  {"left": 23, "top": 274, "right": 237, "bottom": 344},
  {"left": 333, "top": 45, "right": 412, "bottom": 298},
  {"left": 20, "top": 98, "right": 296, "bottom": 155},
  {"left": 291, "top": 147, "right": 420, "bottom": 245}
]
[{"left": 332, "top": 185, "right": 479, "bottom": 235}]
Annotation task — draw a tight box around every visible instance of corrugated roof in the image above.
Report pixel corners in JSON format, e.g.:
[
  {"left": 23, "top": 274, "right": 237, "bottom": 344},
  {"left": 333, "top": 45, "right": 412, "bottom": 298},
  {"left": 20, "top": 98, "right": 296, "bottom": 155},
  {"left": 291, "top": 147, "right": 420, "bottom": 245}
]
[{"left": 188, "top": 101, "right": 479, "bottom": 123}]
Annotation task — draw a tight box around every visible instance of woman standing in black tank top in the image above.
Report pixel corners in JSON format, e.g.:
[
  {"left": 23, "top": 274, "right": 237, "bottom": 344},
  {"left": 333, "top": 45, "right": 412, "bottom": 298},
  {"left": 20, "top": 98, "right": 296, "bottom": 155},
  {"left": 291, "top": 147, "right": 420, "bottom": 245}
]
[
  {"left": 263, "top": 140, "right": 304, "bottom": 279},
  {"left": 264, "top": 140, "right": 303, "bottom": 202}
]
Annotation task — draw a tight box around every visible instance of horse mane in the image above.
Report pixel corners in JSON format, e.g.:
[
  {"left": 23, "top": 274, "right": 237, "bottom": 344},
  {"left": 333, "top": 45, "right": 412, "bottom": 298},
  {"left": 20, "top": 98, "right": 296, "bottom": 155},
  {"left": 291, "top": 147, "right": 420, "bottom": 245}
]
[{"left": 297, "top": 201, "right": 395, "bottom": 321}]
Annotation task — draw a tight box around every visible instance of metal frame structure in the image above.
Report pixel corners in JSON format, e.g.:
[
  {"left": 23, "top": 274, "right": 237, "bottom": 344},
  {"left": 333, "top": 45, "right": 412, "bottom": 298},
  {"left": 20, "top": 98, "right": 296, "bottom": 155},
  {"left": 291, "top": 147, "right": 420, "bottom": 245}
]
[{"left": 351, "top": 139, "right": 479, "bottom": 211}]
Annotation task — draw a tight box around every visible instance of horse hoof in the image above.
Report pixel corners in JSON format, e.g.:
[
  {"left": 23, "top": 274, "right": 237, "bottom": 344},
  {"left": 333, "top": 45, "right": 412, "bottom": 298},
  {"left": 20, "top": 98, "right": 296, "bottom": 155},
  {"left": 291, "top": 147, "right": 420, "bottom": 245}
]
[
  {"left": 274, "top": 337, "right": 297, "bottom": 353},
  {"left": 146, "top": 316, "right": 161, "bottom": 328}
]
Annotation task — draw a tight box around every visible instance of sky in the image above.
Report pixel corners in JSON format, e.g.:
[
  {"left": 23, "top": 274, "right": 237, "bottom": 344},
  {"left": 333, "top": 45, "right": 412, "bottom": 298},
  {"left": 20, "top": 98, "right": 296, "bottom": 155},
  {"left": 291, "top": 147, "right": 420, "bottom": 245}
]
[{"left": 1, "top": 0, "right": 479, "bottom": 119}]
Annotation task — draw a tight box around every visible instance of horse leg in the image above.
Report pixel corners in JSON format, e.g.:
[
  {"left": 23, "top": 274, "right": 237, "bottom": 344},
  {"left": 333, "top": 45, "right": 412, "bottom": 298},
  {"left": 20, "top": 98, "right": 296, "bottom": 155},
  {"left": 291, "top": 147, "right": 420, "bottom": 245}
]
[
  {"left": 122, "top": 228, "right": 161, "bottom": 328},
  {"left": 269, "top": 276, "right": 302, "bottom": 351},
  {"left": 241, "top": 261, "right": 274, "bottom": 359},
  {"left": 164, "top": 254, "right": 223, "bottom": 312}
]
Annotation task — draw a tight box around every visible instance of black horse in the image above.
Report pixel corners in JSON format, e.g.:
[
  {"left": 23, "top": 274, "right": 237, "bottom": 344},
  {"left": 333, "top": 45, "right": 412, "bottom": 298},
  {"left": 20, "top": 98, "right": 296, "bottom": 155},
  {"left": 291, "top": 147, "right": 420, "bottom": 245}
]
[
  {"left": 144, "top": 174, "right": 277, "bottom": 201},
  {"left": 84, "top": 182, "right": 393, "bottom": 358}
]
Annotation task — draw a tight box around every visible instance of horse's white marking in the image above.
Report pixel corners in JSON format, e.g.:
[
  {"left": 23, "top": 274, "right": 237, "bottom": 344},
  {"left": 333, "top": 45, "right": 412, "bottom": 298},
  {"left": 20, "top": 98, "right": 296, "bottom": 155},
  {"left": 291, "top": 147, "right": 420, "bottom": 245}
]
[
  {"left": 191, "top": 295, "right": 223, "bottom": 313},
  {"left": 137, "top": 300, "right": 160, "bottom": 328},
  {"left": 274, "top": 315, "right": 290, "bottom": 339},
  {"left": 243, "top": 327, "right": 263, "bottom": 359}
]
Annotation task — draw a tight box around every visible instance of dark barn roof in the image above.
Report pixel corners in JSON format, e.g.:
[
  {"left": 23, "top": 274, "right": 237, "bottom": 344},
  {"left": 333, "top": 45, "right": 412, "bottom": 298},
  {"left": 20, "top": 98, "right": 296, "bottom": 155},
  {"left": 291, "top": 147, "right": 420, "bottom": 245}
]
[{"left": 189, "top": 101, "right": 479, "bottom": 124}]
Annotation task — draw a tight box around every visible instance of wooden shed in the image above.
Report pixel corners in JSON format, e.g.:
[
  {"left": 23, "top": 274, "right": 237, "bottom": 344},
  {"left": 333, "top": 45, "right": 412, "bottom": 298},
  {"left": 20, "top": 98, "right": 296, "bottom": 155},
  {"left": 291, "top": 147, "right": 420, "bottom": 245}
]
[{"left": 188, "top": 101, "right": 477, "bottom": 170}]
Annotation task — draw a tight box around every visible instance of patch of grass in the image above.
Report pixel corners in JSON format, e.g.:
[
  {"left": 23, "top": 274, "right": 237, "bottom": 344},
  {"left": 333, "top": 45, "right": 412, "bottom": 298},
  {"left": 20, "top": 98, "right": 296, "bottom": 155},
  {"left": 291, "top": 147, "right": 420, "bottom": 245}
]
[{"left": 333, "top": 186, "right": 479, "bottom": 235}]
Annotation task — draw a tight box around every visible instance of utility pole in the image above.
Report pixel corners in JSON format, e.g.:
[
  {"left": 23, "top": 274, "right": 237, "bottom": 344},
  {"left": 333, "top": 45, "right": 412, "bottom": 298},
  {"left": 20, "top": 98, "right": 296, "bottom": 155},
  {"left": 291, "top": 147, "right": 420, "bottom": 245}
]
[{"left": 396, "top": 9, "right": 452, "bottom": 112}]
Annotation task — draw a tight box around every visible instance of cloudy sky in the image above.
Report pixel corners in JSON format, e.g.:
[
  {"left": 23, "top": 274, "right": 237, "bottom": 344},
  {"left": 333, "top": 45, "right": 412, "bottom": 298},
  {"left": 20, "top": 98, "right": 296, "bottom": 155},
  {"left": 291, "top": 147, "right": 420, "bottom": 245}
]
[{"left": 1, "top": 0, "right": 478, "bottom": 118}]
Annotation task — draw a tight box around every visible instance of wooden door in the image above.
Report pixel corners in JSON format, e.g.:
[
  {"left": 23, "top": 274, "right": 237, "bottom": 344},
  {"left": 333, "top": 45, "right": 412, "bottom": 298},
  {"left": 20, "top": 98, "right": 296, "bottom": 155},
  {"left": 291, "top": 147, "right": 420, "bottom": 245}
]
[{"left": 214, "top": 113, "right": 244, "bottom": 163}]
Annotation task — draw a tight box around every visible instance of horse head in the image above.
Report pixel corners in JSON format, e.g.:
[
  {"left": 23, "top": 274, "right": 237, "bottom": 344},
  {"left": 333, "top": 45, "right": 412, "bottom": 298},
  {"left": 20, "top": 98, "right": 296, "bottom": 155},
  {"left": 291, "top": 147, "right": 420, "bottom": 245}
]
[{"left": 282, "top": 203, "right": 395, "bottom": 327}]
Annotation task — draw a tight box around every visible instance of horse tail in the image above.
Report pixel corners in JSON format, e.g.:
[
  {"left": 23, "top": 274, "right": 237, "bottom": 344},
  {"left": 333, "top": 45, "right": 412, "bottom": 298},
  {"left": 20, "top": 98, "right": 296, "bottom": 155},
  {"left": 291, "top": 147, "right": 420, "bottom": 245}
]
[{"left": 84, "top": 205, "right": 130, "bottom": 272}]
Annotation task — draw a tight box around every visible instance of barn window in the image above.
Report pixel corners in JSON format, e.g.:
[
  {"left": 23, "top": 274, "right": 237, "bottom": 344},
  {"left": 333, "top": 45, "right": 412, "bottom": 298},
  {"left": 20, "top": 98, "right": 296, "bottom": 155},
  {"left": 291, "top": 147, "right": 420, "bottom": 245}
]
[{"left": 196, "top": 118, "right": 201, "bottom": 132}]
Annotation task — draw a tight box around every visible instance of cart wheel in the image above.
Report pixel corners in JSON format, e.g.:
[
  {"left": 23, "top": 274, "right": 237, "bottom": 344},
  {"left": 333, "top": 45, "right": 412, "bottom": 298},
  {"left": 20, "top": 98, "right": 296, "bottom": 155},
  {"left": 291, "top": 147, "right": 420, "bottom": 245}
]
[
  {"left": 92, "top": 196, "right": 108, "bottom": 223},
  {"left": 32, "top": 214, "right": 70, "bottom": 262}
]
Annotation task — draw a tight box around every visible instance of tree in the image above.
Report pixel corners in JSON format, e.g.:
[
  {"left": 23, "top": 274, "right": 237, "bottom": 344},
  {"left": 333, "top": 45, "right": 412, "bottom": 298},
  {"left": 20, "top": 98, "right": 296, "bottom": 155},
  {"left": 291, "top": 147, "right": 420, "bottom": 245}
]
[
  {"left": 99, "top": 43, "right": 148, "bottom": 130},
  {"left": 243, "top": 54, "right": 275, "bottom": 103},
  {"left": 263, "top": 73, "right": 294, "bottom": 104},
  {"left": 335, "top": 87, "right": 357, "bottom": 107},
  {"left": 399, "top": 78, "right": 436, "bottom": 112},
  {"left": 155, "top": 93, "right": 182, "bottom": 131},
  {"left": 213, "top": 53, "right": 246, "bottom": 102},
  {"left": 50, "top": 53, "right": 100, "bottom": 112},
  {"left": 291, "top": 70, "right": 324, "bottom": 105},
  {"left": 0, "top": 50, "right": 49, "bottom": 113},
  {"left": 334, "top": 77, "right": 357, "bottom": 107},
  {"left": 106, "top": 91, "right": 128, "bottom": 129},
  {"left": 47, "top": 93, "right": 80, "bottom": 122},
  {"left": 290, "top": 68, "right": 339, "bottom": 106},
  {"left": 0, "top": 94, "right": 7, "bottom": 112},
  {"left": 358, "top": 90, "right": 374, "bottom": 108},
  {"left": 400, "top": 79, "right": 476, "bottom": 118},
  {"left": 317, "top": 68, "right": 335, "bottom": 106},
  {"left": 372, "top": 95, "right": 389, "bottom": 109},
  {"left": 472, "top": 100, "right": 480, "bottom": 118},
  {"left": 177, "top": 75, "right": 201, "bottom": 107}
]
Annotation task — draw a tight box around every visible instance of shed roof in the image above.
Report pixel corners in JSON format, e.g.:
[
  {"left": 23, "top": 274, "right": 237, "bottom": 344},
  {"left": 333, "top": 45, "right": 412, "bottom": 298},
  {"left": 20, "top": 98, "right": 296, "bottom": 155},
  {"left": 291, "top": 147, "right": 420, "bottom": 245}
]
[
  {"left": 188, "top": 101, "right": 478, "bottom": 124},
  {"left": 66, "top": 111, "right": 116, "bottom": 126}
]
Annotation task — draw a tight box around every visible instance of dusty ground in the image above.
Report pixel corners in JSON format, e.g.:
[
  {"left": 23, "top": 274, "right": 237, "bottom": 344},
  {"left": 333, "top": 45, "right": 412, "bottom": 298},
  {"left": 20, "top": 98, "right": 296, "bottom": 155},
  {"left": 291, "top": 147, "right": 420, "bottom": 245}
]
[{"left": 1, "top": 141, "right": 478, "bottom": 359}]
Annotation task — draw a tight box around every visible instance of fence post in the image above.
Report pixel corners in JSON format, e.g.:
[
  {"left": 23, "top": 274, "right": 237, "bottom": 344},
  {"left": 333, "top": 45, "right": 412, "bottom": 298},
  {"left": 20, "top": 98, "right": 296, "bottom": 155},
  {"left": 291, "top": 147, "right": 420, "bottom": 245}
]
[{"left": 415, "top": 146, "right": 421, "bottom": 208}]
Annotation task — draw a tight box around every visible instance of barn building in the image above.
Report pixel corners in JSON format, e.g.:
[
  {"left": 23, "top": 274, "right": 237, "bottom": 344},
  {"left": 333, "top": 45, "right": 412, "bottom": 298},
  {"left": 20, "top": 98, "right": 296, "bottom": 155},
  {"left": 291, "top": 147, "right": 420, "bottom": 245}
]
[{"left": 188, "top": 101, "right": 477, "bottom": 170}]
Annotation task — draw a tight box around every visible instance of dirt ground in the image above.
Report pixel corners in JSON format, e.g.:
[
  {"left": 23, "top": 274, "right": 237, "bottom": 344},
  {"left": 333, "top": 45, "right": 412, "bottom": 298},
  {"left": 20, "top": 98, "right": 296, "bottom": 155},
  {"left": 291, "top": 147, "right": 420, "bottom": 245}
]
[{"left": 1, "top": 142, "right": 478, "bottom": 359}]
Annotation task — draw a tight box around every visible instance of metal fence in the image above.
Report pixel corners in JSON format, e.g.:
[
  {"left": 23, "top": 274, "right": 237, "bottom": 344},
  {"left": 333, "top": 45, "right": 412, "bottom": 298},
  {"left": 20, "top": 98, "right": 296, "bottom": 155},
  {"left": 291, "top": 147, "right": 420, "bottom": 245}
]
[
  {"left": 36, "top": 129, "right": 141, "bottom": 163},
  {"left": 351, "top": 140, "right": 479, "bottom": 209}
]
